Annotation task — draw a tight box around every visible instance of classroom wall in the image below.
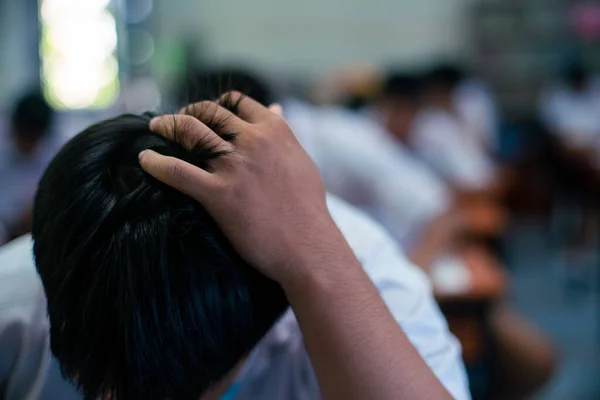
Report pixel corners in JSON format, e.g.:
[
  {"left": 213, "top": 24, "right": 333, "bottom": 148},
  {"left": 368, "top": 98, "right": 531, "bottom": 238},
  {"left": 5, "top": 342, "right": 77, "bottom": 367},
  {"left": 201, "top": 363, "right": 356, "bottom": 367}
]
[
  {"left": 154, "top": 0, "right": 473, "bottom": 76},
  {"left": 0, "top": 0, "right": 40, "bottom": 106}
]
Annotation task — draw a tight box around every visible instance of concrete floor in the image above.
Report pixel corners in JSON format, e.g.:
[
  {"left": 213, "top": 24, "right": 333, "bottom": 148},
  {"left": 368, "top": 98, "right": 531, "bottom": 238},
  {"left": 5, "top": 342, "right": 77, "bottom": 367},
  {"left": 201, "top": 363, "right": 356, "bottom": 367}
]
[{"left": 504, "top": 219, "right": 600, "bottom": 400}]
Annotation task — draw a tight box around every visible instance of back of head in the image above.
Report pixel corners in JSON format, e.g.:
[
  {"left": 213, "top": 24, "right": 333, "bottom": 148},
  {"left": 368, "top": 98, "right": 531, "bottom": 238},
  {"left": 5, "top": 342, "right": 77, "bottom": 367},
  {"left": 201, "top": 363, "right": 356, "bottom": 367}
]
[
  {"left": 564, "top": 63, "right": 588, "bottom": 91},
  {"left": 32, "top": 111, "right": 288, "bottom": 399},
  {"left": 378, "top": 72, "right": 421, "bottom": 141},
  {"left": 423, "top": 64, "right": 465, "bottom": 94},
  {"left": 182, "top": 67, "right": 274, "bottom": 107},
  {"left": 11, "top": 91, "right": 53, "bottom": 139},
  {"left": 381, "top": 72, "right": 421, "bottom": 103}
]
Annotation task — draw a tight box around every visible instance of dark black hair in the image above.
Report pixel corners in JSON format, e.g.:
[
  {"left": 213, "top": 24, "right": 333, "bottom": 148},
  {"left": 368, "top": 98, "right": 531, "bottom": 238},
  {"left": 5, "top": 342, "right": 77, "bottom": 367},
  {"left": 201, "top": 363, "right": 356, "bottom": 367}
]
[
  {"left": 422, "top": 64, "right": 465, "bottom": 92},
  {"left": 181, "top": 67, "right": 274, "bottom": 107},
  {"left": 11, "top": 91, "right": 53, "bottom": 139},
  {"left": 32, "top": 109, "right": 288, "bottom": 399},
  {"left": 381, "top": 73, "right": 421, "bottom": 101},
  {"left": 564, "top": 63, "right": 588, "bottom": 90}
]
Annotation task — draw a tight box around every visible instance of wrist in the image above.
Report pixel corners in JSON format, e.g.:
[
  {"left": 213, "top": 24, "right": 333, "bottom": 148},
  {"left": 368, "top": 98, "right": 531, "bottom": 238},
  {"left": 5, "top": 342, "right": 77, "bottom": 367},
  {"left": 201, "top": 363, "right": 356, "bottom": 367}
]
[{"left": 276, "top": 228, "right": 360, "bottom": 300}]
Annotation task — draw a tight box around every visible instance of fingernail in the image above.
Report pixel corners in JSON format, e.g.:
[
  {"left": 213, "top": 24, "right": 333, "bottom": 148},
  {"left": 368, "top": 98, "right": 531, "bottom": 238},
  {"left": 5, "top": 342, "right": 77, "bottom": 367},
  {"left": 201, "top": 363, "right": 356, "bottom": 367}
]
[
  {"left": 138, "top": 150, "right": 148, "bottom": 162},
  {"left": 149, "top": 117, "right": 160, "bottom": 130}
]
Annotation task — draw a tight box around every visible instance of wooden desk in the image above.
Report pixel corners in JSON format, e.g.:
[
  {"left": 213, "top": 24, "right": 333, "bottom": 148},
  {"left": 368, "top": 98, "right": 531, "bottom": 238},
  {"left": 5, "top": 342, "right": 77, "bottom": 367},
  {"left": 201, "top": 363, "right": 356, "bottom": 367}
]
[
  {"left": 435, "top": 246, "right": 507, "bottom": 302},
  {"left": 461, "top": 200, "right": 509, "bottom": 239},
  {"left": 434, "top": 246, "right": 507, "bottom": 364}
]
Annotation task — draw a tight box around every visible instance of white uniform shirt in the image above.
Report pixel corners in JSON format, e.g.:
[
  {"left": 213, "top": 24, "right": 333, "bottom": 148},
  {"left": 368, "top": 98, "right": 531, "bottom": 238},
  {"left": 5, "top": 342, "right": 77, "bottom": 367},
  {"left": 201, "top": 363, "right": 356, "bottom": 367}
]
[
  {"left": 284, "top": 100, "right": 474, "bottom": 317},
  {"left": 0, "top": 196, "right": 470, "bottom": 400},
  {"left": 0, "top": 144, "right": 53, "bottom": 219},
  {"left": 454, "top": 80, "right": 499, "bottom": 152},
  {"left": 539, "top": 82, "right": 600, "bottom": 149},
  {"left": 284, "top": 100, "right": 450, "bottom": 247},
  {"left": 0, "top": 236, "right": 53, "bottom": 400},
  {"left": 0, "top": 121, "right": 62, "bottom": 244},
  {"left": 410, "top": 108, "right": 496, "bottom": 191}
]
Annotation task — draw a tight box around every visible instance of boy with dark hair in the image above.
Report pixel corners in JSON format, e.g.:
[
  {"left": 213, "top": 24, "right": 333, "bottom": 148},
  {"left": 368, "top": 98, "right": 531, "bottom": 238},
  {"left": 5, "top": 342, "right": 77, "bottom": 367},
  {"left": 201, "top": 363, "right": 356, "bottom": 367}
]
[
  {"left": 0, "top": 91, "right": 56, "bottom": 243},
  {"left": 1, "top": 96, "right": 469, "bottom": 400}
]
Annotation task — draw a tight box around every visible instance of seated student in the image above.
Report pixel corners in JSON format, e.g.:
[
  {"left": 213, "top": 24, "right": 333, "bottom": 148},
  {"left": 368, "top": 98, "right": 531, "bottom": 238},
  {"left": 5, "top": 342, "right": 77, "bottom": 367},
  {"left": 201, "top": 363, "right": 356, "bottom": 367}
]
[
  {"left": 446, "top": 65, "right": 500, "bottom": 154},
  {"left": 538, "top": 65, "right": 600, "bottom": 252},
  {"left": 374, "top": 73, "right": 556, "bottom": 400},
  {"left": 366, "top": 73, "right": 466, "bottom": 266},
  {"left": 10, "top": 96, "right": 469, "bottom": 399},
  {"left": 0, "top": 92, "right": 58, "bottom": 244},
  {"left": 408, "top": 66, "right": 499, "bottom": 198},
  {"left": 378, "top": 72, "right": 508, "bottom": 237},
  {"left": 0, "top": 236, "right": 79, "bottom": 400},
  {"left": 539, "top": 64, "right": 600, "bottom": 152}
]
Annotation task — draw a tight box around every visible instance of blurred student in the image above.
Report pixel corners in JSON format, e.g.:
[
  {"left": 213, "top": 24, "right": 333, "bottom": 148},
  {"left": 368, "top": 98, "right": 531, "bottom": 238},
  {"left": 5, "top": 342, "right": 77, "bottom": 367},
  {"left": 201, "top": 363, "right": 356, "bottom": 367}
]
[
  {"left": 374, "top": 72, "right": 556, "bottom": 400},
  {"left": 0, "top": 101, "right": 469, "bottom": 399},
  {"left": 293, "top": 70, "right": 554, "bottom": 399},
  {"left": 539, "top": 64, "right": 600, "bottom": 152},
  {"left": 539, "top": 65, "right": 600, "bottom": 251},
  {"left": 0, "top": 92, "right": 57, "bottom": 244},
  {"left": 409, "top": 66, "right": 499, "bottom": 197},
  {"left": 0, "top": 236, "right": 79, "bottom": 400},
  {"left": 452, "top": 67, "right": 500, "bottom": 154}
]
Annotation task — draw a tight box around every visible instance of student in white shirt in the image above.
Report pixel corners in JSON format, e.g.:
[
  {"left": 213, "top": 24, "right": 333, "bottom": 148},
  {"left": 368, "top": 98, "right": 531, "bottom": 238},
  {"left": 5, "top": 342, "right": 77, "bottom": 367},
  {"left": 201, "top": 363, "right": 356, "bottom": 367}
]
[
  {"left": 409, "top": 66, "right": 498, "bottom": 195},
  {"left": 0, "top": 99, "right": 469, "bottom": 399},
  {"left": 284, "top": 99, "right": 456, "bottom": 260},
  {"left": 0, "top": 92, "right": 58, "bottom": 245},
  {"left": 539, "top": 65, "right": 600, "bottom": 152},
  {"left": 538, "top": 65, "right": 600, "bottom": 253},
  {"left": 374, "top": 72, "right": 557, "bottom": 400},
  {"left": 454, "top": 78, "right": 499, "bottom": 154}
]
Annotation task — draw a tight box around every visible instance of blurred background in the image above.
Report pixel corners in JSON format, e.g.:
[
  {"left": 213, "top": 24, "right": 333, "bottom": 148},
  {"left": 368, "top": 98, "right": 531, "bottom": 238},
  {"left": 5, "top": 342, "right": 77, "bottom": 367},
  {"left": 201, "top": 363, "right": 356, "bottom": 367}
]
[{"left": 1, "top": 0, "right": 600, "bottom": 399}]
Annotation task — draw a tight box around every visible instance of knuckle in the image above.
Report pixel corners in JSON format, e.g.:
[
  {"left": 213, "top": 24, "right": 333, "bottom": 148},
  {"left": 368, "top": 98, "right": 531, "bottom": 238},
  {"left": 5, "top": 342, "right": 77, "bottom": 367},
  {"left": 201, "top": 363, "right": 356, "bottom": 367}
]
[
  {"left": 178, "top": 115, "right": 196, "bottom": 132},
  {"left": 221, "top": 90, "right": 242, "bottom": 99},
  {"left": 218, "top": 91, "right": 243, "bottom": 108},
  {"left": 179, "top": 104, "right": 193, "bottom": 115},
  {"left": 197, "top": 100, "right": 216, "bottom": 109},
  {"left": 185, "top": 101, "right": 216, "bottom": 119}
]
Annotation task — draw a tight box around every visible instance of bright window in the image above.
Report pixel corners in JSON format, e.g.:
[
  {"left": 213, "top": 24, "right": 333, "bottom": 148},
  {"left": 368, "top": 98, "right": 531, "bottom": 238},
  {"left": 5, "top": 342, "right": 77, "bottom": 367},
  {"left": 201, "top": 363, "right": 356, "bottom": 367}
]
[{"left": 40, "top": 0, "right": 119, "bottom": 109}]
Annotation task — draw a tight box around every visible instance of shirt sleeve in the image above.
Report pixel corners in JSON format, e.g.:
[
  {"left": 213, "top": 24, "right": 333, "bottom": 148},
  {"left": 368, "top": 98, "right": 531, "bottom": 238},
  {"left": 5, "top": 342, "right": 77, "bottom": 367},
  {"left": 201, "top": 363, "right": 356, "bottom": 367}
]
[
  {"left": 236, "top": 197, "right": 471, "bottom": 400},
  {"left": 0, "top": 235, "right": 53, "bottom": 400},
  {"left": 363, "top": 238, "right": 470, "bottom": 400},
  {"left": 327, "top": 196, "right": 471, "bottom": 400},
  {"left": 315, "top": 111, "right": 450, "bottom": 245},
  {"left": 411, "top": 112, "right": 495, "bottom": 191}
]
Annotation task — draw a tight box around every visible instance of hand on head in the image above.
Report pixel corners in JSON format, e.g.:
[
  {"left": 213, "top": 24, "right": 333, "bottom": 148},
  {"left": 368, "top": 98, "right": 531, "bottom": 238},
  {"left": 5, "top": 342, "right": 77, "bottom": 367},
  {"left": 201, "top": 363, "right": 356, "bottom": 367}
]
[{"left": 139, "top": 92, "right": 333, "bottom": 284}]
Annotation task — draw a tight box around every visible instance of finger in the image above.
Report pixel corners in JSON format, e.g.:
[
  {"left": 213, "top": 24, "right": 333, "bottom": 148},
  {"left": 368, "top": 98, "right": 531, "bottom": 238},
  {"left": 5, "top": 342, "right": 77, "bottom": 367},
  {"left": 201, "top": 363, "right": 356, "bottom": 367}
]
[
  {"left": 268, "top": 103, "right": 283, "bottom": 116},
  {"left": 150, "top": 114, "right": 234, "bottom": 153},
  {"left": 138, "top": 149, "right": 218, "bottom": 202},
  {"left": 219, "top": 91, "right": 271, "bottom": 123},
  {"left": 178, "top": 101, "right": 246, "bottom": 133}
]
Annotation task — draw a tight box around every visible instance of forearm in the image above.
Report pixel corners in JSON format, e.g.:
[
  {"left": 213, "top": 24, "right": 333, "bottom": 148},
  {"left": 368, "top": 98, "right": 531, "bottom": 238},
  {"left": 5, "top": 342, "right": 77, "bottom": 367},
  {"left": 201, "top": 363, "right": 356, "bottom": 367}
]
[
  {"left": 408, "top": 240, "right": 446, "bottom": 272},
  {"left": 408, "top": 213, "right": 461, "bottom": 270},
  {"left": 281, "top": 228, "right": 452, "bottom": 400},
  {"left": 408, "top": 232, "right": 453, "bottom": 272}
]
